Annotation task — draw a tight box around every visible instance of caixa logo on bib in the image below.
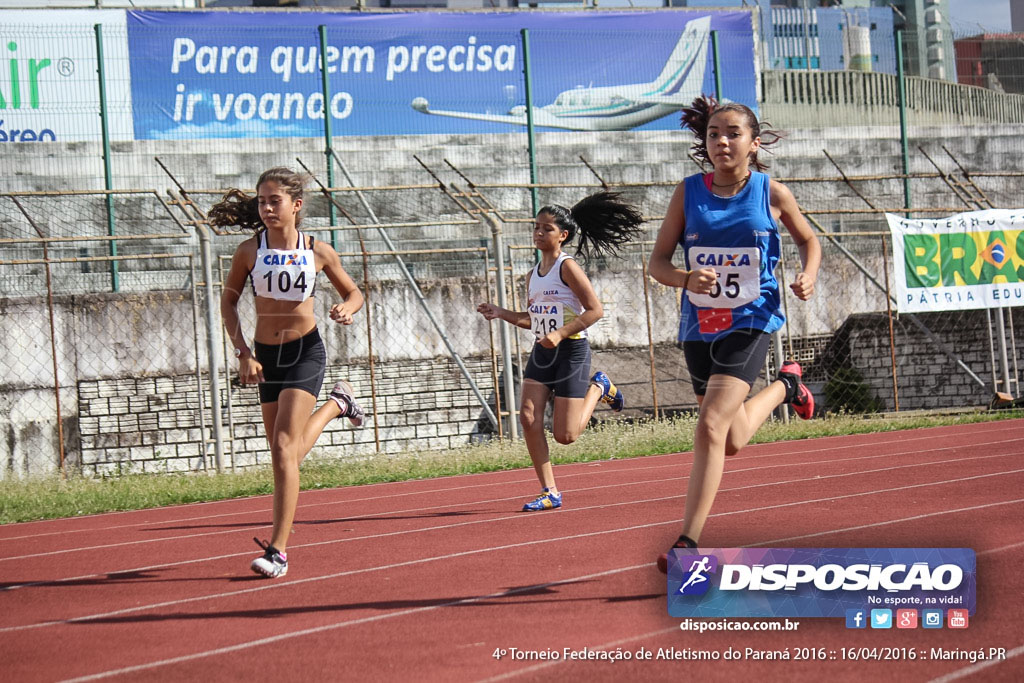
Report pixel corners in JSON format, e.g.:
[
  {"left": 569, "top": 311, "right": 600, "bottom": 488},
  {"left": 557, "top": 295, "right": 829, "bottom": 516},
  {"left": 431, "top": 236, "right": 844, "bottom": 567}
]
[{"left": 666, "top": 548, "right": 975, "bottom": 619}]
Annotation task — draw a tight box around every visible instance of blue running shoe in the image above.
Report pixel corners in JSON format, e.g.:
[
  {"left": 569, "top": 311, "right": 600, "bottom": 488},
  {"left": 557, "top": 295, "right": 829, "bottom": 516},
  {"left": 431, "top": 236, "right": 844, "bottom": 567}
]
[
  {"left": 522, "top": 488, "right": 562, "bottom": 511},
  {"left": 591, "top": 371, "right": 625, "bottom": 412}
]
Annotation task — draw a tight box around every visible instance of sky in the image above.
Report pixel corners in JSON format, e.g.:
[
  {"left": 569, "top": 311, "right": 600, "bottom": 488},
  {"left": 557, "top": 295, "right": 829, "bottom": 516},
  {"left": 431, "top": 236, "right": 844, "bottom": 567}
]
[
  {"left": 591, "top": 1, "right": 1014, "bottom": 36},
  {"left": 948, "top": 0, "right": 1013, "bottom": 34}
]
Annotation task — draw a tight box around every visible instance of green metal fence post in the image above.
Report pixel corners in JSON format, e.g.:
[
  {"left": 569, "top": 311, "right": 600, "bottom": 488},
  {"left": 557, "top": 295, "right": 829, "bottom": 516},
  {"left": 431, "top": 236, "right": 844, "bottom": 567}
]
[
  {"left": 895, "top": 29, "right": 912, "bottom": 218},
  {"left": 319, "top": 25, "right": 339, "bottom": 250},
  {"left": 94, "top": 23, "right": 119, "bottom": 292},
  {"left": 711, "top": 29, "right": 723, "bottom": 101},
  {"left": 520, "top": 29, "right": 539, "bottom": 220}
]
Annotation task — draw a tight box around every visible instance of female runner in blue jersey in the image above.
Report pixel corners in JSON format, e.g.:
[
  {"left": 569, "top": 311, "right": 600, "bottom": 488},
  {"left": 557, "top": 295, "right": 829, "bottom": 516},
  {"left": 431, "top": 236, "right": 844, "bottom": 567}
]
[
  {"left": 213, "top": 167, "right": 365, "bottom": 578},
  {"left": 477, "top": 192, "right": 644, "bottom": 512},
  {"left": 648, "top": 97, "right": 822, "bottom": 571}
]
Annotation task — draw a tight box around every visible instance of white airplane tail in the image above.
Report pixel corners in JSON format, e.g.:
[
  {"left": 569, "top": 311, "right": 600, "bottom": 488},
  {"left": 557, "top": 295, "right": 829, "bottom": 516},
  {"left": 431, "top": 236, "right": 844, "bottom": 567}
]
[{"left": 644, "top": 15, "right": 712, "bottom": 104}]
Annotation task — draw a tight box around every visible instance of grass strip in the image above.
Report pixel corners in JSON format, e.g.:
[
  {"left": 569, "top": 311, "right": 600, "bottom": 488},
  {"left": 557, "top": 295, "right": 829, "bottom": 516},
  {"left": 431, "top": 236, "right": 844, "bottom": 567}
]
[{"left": 1, "top": 409, "right": 1020, "bottom": 524}]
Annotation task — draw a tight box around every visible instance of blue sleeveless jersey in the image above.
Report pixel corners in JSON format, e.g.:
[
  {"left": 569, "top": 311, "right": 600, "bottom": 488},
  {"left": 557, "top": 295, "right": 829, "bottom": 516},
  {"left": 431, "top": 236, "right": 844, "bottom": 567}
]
[{"left": 678, "top": 171, "right": 785, "bottom": 342}]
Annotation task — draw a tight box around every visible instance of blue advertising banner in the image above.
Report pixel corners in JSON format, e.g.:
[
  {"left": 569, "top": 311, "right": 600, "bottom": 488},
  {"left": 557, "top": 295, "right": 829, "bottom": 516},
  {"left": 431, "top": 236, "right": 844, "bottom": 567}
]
[
  {"left": 667, "top": 548, "right": 976, "bottom": 619},
  {"left": 126, "top": 10, "right": 755, "bottom": 140}
]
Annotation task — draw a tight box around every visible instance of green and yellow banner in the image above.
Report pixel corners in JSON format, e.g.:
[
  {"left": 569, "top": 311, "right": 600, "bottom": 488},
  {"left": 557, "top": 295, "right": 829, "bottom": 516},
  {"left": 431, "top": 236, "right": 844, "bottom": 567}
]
[{"left": 886, "top": 210, "right": 1024, "bottom": 313}]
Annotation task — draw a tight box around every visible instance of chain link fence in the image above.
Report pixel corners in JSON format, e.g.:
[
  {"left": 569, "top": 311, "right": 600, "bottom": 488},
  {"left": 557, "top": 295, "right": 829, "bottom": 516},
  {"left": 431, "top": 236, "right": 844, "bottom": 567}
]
[
  {"left": 3, "top": 11, "right": 1023, "bottom": 478},
  {"left": 3, "top": 159, "right": 1023, "bottom": 479},
  {"left": 0, "top": 190, "right": 208, "bottom": 476}
]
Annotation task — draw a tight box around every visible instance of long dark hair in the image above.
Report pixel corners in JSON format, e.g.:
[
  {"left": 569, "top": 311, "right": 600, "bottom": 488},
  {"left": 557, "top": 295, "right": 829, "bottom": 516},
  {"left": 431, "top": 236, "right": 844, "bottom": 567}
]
[
  {"left": 680, "top": 95, "right": 784, "bottom": 172},
  {"left": 539, "top": 191, "right": 644, "bottom": 263},
  {"left": 207, "top": 167, "right": 309, "bottom": 232}
]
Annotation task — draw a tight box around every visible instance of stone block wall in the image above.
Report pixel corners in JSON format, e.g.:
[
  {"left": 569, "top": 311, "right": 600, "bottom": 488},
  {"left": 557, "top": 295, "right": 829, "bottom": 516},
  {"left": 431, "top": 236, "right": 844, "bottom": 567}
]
[
  {"left": 74, "top": 356, "right": 505, "bottom": 476},
  {"left": 46, "top": 304, "right": 1024, "bottom": 478},
  {"left": 819, "top": 309, "right": 1024, "bottom": 413}
]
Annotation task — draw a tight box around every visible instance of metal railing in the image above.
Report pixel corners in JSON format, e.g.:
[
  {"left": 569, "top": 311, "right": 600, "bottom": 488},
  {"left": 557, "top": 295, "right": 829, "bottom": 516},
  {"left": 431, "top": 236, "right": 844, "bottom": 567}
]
[{"left": 2, "top": 155, "right": 1022, "bottom": 478}]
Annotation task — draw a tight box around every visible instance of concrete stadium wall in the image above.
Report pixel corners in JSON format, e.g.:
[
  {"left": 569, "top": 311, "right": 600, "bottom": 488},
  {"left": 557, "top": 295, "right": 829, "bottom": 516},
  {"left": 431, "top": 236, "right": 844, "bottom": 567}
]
[
  {"left": 822, "top": 309, "right": 1024, "bottom": 413},
  {"left": 3, "top": 264, "right": 1020, "bottom": 479},
  {"left": 5, "top": 122, "right": 1024, "bottom": 205},
  {"left": 3, "top": 123, "right": 1023, "bottom": 478}
]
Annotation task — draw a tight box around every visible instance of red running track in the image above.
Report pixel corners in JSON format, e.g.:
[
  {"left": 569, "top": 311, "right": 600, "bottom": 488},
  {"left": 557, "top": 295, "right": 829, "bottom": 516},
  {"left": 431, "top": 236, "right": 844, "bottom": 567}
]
[{"left": 1, "top": 419, "right": 1023, "bottom": 682}]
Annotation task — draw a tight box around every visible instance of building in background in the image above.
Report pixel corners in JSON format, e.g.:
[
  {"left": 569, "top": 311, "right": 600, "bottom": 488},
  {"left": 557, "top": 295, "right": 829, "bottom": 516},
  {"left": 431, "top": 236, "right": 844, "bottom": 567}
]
[
  {"left": 674, "top": 0, "right": 954, "bottom": 79},
  {"left": 954, "top": 32, "right": 1024, "bottom": 94},
  {"left": 0, "top": 0, "right": 967, "bottom": 82},
  {"left": 883, "top": 0, "right": 955, "bottom": 80},
  {"left": 763, "top": 0, "right": 953, "bottom": 80},
  {"left": 766, "top": 2, "right": 896, "bottom": 73}
]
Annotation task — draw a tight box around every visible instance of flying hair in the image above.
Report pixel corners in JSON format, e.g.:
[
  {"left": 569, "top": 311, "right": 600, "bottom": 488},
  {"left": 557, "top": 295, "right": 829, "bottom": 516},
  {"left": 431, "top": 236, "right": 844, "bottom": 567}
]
[
  {"left": 208, "top": 167, "right": 310, "bottom": 232},
  {"left": 680, "top": 95, "right": 784, "bottom": 172},
  {"left": 539, "top": 191, "right": 645, "bottom": 263}
]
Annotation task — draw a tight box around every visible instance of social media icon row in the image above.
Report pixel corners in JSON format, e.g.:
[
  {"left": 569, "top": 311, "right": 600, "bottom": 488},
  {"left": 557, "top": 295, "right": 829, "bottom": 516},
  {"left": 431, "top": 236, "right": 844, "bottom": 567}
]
[{"left": 845, "top": 608, "right": 968, "bottom": 629}]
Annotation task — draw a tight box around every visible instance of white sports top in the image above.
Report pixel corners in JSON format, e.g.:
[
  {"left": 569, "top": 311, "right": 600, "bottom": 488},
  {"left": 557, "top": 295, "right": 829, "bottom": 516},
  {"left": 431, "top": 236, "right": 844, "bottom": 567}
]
[
  {"left": 249, "top": 230, "right": 317, "bottom": 302},
  {"left": 528, "top": 252, "right": 587, "bottom": 340}
]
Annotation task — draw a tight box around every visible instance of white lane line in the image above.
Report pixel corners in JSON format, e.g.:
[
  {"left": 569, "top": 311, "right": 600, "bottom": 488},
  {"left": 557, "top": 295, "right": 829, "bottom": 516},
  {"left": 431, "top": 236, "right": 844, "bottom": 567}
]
[
  {"left": 481, "top": 540, "right": 1024, "bottom": 683},
  {"left": 5, "top": 476, "right": 1024, "bottom": 634},
  {"left": 6, "top": 422, "right": 1019, "bottom": 542},
  {"left": 978, "top": 540, "right": 1024, "bottom": 556},
  {"left": 58, "top": 564, "right": 652, "bottom": 683},
  {"left": 3, "top": 449, "right": 1020, "bottom": 591},
  {"left": 6, "top": 436, "right": 1019, "bottom": 561},
  {"left": 57, "top": 498, "right": 1024, "bottom": 682},
  {"left": 755, "top": 498, "right": 1024, "bottom": 546}
]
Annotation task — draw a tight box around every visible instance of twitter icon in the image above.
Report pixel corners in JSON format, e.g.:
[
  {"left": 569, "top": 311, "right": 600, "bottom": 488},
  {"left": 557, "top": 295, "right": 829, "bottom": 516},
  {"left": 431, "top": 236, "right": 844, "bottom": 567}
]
[{"left": 870, "top": 609, "right": 893, "bottom": 629}]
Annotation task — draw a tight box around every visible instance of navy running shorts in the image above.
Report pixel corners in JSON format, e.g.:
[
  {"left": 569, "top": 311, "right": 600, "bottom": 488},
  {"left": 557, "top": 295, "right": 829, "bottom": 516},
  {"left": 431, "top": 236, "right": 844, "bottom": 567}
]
[
  {"left": 524, "top": 337, "right": 592, "bottom": 399},
  {"left": 254, "top": 328, "right": 326, "bottom": 404},
  {"left": 683, "top": 328, "right": 771, "bottom": 396}
]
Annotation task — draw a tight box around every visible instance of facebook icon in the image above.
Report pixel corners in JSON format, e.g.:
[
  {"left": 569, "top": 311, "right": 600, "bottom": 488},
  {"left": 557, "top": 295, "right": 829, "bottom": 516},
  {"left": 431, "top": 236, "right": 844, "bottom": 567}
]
[{"left": 846, "top": 609, "right": 867, "bottom": 629}]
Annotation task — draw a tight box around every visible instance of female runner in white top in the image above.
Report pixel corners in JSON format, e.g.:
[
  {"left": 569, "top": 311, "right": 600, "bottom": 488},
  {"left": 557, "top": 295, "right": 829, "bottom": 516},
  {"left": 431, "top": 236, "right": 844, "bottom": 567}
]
[
  {"left": 214, "top": 167, "right": 365, "bottom": 578},
  {"left": 477, "top": 192, "right": 644, "bottom": 511}
]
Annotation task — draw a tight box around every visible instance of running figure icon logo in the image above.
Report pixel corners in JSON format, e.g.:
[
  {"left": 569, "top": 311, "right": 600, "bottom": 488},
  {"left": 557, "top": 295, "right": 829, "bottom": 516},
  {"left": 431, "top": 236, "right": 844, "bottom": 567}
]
[{"left": 674, "top": 554, "right": 718, "bottom": 596}]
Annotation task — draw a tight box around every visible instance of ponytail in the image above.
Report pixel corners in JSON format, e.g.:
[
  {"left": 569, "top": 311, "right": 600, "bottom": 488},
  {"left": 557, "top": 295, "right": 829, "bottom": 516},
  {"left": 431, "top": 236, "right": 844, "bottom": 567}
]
[
  {"left": 680, "top": 95, "right": 784, "bottom": 172},
  {"left": 207, "top": 167, "right": 310, "bottom": 232},
  {"left": 208, "top": 189, "right": 261, "bottom": 232},
  {"left": 540, "top": 191, "right": 644, "bottom": 263}
]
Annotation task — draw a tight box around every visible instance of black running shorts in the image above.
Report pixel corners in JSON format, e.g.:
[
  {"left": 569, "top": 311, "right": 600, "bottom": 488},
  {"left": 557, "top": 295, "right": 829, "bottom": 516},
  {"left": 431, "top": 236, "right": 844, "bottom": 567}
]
[
  {"left": 254, "top": 328, "right": 327, "bottom": 404},
  {"left": 524, "top": 337, "right": 592, "bottom": 399},
  {"left": 682, "top": 328, "right": 771, "bottom": 396}
]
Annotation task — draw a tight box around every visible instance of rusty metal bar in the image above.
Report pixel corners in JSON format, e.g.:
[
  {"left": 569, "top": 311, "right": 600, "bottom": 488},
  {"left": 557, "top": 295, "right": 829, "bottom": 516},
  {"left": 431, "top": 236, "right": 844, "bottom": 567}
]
[
  {"left": 483, "top": 248, "right": 503, "bottom": 440},
  {"left": 296, "top": 157, "right": 383, "bottom": 452},
  {"left": 0, "top": 234, "right": 188, "bottom": 246},
  {"left": 0, "top": 253, "right": 183, "bottom": 266},
  {"left": 638, "top": 242, "right": 660, "bottom": 419},
  {"left": 823, "top": 149, "right": 901, "bottom": 410},
  {"left": 9, "top": 196, "right": 66, "bottom": 475},
  {"left": 917, "top": 146, "right": 977, "bottom": 208},
  {"left": 941, "top": 145, "right": 996, "bottom": 209},
  {"left": 578, "top": 155, "right": 610, "bottom": 191}
]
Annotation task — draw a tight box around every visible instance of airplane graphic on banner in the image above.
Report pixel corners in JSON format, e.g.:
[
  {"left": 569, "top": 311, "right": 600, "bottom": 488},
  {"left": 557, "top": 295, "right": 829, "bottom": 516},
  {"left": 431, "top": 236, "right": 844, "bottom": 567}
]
[{"left": 410, "top": 16, "right": 711, "bottom": 131}]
